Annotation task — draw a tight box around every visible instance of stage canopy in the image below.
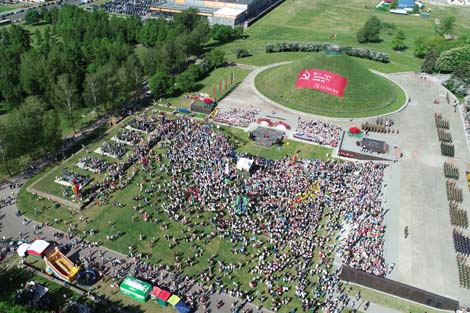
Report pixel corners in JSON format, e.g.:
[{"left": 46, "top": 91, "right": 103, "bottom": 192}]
[
  {"left": 296, "top": 69, "right": 348, "bottom": 97},
  {"left": 236, "top": 157, "right": 253, "bottom": 172}
]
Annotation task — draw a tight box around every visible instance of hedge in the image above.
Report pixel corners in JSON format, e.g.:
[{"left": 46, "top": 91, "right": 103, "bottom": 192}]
[
  {"left": 265, "top": 42, "right": 390, "bottom": 63},
  {"left": 435, "top": 45, "right": 470, "bottom": 73}
]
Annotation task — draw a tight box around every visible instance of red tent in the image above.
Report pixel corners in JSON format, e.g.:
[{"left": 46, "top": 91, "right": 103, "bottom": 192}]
[
  {"left": 203, "top": 98, "right": 213, "bottom": 104},
  {"left": 349, "top": 127, "right": 361, "bottom": 135},
  {"left": 150, "top": 286, "right": 162, "bottom": 299},
  {"left": 157, "top": 290, "right": 171, "bottom": 302}
]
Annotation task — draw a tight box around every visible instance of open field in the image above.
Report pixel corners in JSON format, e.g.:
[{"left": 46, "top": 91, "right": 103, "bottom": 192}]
[
  {"left": 223, "top": 0, "right": 470, "bottom": 71},
  {"left": 255, "top": 54, "right": 406, "bottom": 117}
]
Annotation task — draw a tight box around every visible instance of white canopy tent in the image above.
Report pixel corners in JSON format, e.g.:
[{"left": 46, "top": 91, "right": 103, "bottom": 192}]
[{"left": 236, "top": 157, "right": 254, "bottom": 172}]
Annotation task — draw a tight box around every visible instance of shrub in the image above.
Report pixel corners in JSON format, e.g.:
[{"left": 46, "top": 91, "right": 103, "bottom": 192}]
[
  {"left": 235, "top": 48, "right": 251, "bottom": 58},
  {"left": 434, "top": 45, "right": 470, "bottom": 73}
]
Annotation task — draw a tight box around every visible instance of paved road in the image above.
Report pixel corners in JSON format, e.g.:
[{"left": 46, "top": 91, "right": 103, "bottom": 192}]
[{"left": 383, "top": 72, "right": 470, "bottom": 307}]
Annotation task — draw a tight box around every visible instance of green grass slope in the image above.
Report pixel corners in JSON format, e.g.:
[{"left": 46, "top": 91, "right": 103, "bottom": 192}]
[
  {"left": 255, "top": 53, "right": 405, "bottom": 117},
  {"left": 221, "top": 0, "right": 470, "bottom": 71}
]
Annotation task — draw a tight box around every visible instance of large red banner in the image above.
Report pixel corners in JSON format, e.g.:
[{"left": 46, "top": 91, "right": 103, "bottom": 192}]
[{"left": 295, "top": 69, "right": 348, "bottom": 97}]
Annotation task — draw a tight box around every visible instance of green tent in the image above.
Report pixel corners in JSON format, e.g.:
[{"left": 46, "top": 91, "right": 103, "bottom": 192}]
[{"left": 120, "top": 276, "right": 151, "bottom": 302}]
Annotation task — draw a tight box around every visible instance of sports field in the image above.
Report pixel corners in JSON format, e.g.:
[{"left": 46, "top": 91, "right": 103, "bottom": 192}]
[
  {"left": 222, "top": 0, "right": 470, "bottom": 72},
  {"left": 255, "top": 53, "right": 406, "bottom": 117}
]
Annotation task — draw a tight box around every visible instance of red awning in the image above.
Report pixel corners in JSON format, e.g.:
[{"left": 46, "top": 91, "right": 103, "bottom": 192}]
[
  {"left": 157, "top": 289, "right": 171, "bottom": 301},
  {"left": 150, "top": 286, "right": 162, "bottom": 298}
]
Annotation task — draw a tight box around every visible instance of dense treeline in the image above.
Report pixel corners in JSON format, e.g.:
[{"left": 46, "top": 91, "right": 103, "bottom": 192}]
[{"left": 0, "top": 5, "right": 219, "bottom": 176}]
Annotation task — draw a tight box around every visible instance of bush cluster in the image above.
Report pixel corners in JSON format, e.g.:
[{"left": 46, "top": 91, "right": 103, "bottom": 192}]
[
  {"left": 342, "top": 47, "right": 390, "bottom": 63},
  {"left": 265, "top": 42, "right": 330, "bottom": 53},
  {"left": 265, "top": 42, "right": 389, "bottom": 63}
]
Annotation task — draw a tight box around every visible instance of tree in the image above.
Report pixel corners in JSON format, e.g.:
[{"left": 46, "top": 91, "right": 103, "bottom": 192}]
[
  {"left": 390, "top": 0, "right": 398, "bottom": 9},
  {"left": 40, "top": 7, "right": 48, "bottom": 23},
  {"left": 421, "top": 49, "right": 438, "bottom": 73},
  {"left": 357, "top": 16, "right": 382, "bottom": 43},
  {"left": 41, "top": 109, "right": 62, "bottom": 153},
  {"left": 175, "top": 71, "right": 197, "bottom": 93},
  {"left": 84, "top": 70, "right": 105, "bottom": 116},
  {"left": 212, "top": 24, "right": 234, "bottom": 43},
  {"left": 149, "top": 70, "right": 173, "bottom": 97},
  {"left": 204, "top": 49, "right": 226, "bottom": 70},
  {"left": 414, "top": 37, "right": 427, "bottom": 58},
  {"left": 24, "top": 10, "right": 41, "bottom": 25},
  {"left": 55, "top": 74, "right": 78, "bottom": 135},
  {"left": 452, "top": 61, "right": 470, "bottom": 80},
  {"left": 411, "top": 4, "right": 420, "bottom": 14},
  {"left": 434, "top": 45, "right": 470, "bottom": 73},
  {"left": 437, "top": 16, "right": 456, "bottom": 36},
  {"left": 392, "top": 29, "right": 406, "bottom": 51},
  {"left": 123, "top": 54, "right": 144, "bottom": 96},
  {"left": 0, "top": 123, "right": 17, "bottom": 177}
]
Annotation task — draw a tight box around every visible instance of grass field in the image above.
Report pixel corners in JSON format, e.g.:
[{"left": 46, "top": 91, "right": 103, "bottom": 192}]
[
  {"left": 162, "top": 66, "right": 251, "bottom": 109},
  {"left": 255, "top": 53, "right": 405, "bottom": 117},
  {"left": 223, "top": 0, "right": 470, "bottom": 72}
]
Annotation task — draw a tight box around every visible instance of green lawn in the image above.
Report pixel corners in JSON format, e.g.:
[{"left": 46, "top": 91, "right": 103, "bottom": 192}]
[
  {"left": 221, "top": 0, "right": 470, "bottom": 71},
  {"left": 255, "top": 53, "right": 406, "bottom": 117},
  {"left": 163, "top": 66, "right": 251, "bottom": 109}
]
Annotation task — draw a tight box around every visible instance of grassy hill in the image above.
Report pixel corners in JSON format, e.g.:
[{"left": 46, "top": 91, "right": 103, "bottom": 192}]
[
  {"left": 221, "top": 0, "right": 470, "bottom": 72},
  {"left": 255, "top": 53, "right": 405, "bottom": 117}
]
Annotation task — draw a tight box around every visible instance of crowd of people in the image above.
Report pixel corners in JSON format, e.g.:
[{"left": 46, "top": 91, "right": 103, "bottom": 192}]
[
  {"left": 98, "top": 142, "right": 127, "bottom": 159},
  {"left": 128, "top": 114, "right": 157, "bottom": 133},
  {"left": 113, "top": 128, "right": 142, "bottom": 146},
  {"left": 78, "top": 156, "right": 110, "bottom": 173},
  {"left": 294, "top": 118, "right": 342, "bottom": 147},
  {"left": 55, "top": 169, "right": 90, "bottom": 187},
  {"left": 40, "top": 111, "right": 390, "bottom": 312},
  {"left": 454, "top": 229, "right": 470, "bottom": 255},
  {"left": 101, "top": 0, "right": 161, "bottom": 16},
  {"left": 101, "top": 115, "right": 389, "bottom": 311},
  {"left": 213, "top": 109, "right": 258, "bottom": 128}
]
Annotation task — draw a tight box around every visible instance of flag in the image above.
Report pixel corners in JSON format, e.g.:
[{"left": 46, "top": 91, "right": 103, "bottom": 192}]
[
  {"left": 219, "top": 81, "right": 222, "bottom": 93},
  {"left": 72, "top": 184, "right": 80, "bottom": 199},
  {"left": 225, "top": 76, "right": 228, "bottom": 90},
  {"left": 213, "top": 86, "right": 217, "bottom": 100},
  {"left": 143, "top": 211, "right": 147, "bottom": 222}
]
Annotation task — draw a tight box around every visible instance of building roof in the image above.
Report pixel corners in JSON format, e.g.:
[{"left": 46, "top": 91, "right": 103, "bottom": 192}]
[
  {"left": 151, "top": 3, "right": 219, "bottom": 14},
  {"left": 214, "top": 7, "right": 245, "bottom": 17},
  {"left": 361, "top": 138, "right": 389, "bottom": 154}
]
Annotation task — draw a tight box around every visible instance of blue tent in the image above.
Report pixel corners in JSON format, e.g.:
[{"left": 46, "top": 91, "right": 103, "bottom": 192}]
[
  {"left": 398, "top": 0, "right": 415, "bottom": 9},
  {"left": 176, "top": 107, "right": 191, "bottom": 114},
  {"left": 175, "top": 301, "right": 191, "bottom": 313}
]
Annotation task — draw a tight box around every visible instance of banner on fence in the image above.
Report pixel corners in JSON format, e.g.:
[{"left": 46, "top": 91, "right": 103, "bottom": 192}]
[{"left": 295, "top": 69, "right": 348, "bottom": 97}]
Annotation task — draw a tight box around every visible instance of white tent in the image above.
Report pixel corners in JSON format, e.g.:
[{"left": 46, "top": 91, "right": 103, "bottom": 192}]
[
  {"left": 17, "top": 243, "right": 31, "bottom": 257},
  {"left": 236, "top": 157, "right": 253, "bottom": 172}
]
